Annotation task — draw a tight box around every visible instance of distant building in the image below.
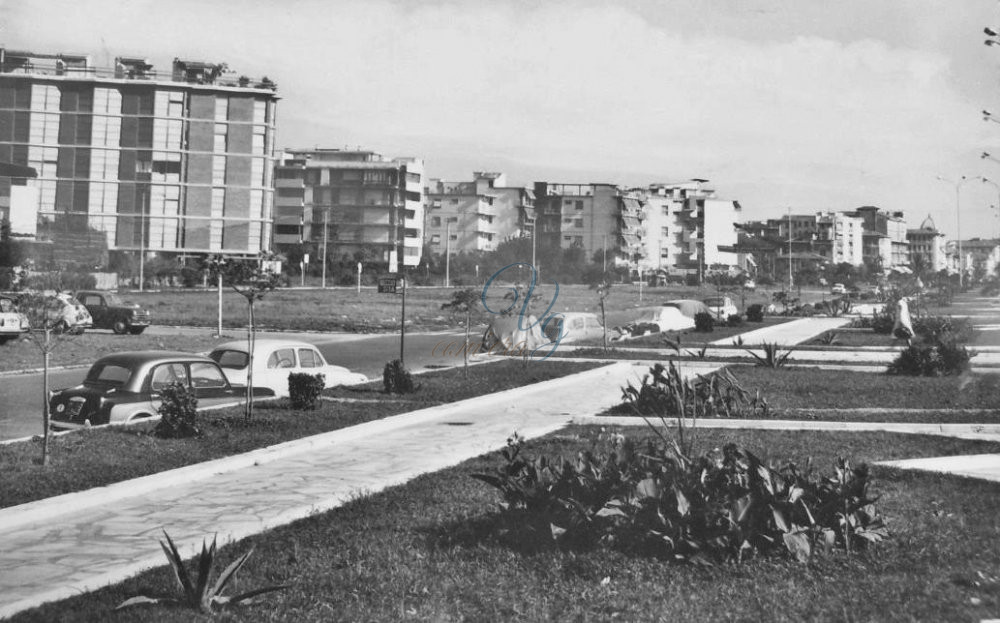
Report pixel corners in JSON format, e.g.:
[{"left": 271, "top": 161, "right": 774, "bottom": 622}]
[
  {"left": 533, "top": 182, "right": 645, "bottom": 269},
  {"left": 0, "top": 48, "right": 280, "bottom": 265},
  {"left": 947, "top": 238, "right": 1000, "bottom": 280},
  {"left": 846, "top": 206, "right": 909, "bottom": 272},
  {"left": 640, "top": 180, "right": 742, "bottom": 277},
  {"left": 424, "top": 172, "right": 534, "bottom": 255},
  {"left": 273, "top": 148, "right": 425, "bottom": 270},
  {"left": 906, "top": 215, "right": 947, "bottom": 272}
]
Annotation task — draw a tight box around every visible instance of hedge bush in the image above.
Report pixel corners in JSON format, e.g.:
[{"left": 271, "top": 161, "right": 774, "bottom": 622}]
[
  {"left": 745, "top": 304, "right": 764, "bottom": 322},
  {"left": 694, "top": 311, "right": 714, "bottom": 332},
  {"left": 887, "top": 339, "right": 974, "bottom": 376},
  {"left": 288, "top": 372, "right": 326, "bottom": 410},
  {"left": 154, "top": 382, "right": 201, "bottom": 438},
  {"left": 383, "top": 359, "right": 416, "bottom": 394}
]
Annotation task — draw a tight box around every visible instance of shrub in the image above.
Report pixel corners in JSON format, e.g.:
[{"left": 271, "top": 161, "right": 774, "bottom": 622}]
[
  {"left": 746, "top": 342, "right": 794, "bottom": 368},
  {"left": 383, "top": 359, "right": 416, "bottom": 394},
  {"left": 727, "top": 314, "right": 744, "bottom": 327},
  {"left": 472, "top": 432, "right": 888, "bottom": 564},
  {"left": 694, "top": 311, "right": 714, "bottom": 332},
  {"left": 871, "top": 310, "right": 895, "bottom": 334},
  {"left": 981, "top": 280, "right": 1000, "bottom": 297},
  {"left": 288, "top": 372, "right": 326, "bottom": 410},
  {"left": 745, "top": 304, "right": 764, "bottom": 322},
  {"left": 620, "top": 362, "right": 769, "bottom": 420},
  {"left": 154, "top": 382, "right": 201, "bottom": 438},
  {"left": 912, "top": 316, "right": 974, "bottom": 343},
  {"left": 887, "top": 339, "right": 975, "bottom": 376}
]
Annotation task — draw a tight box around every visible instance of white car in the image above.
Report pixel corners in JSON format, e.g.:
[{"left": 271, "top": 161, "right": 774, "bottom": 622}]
[
  {"left": 542, "top": 312, "right": 605, "bottom": 344},
  {"left": 831, "top": 283, "right": 847, "bottom": 295},
  {"left": 208, "top": 339, "right": 367, "bottom": 397},
  {"left": 641, "top": 306, "right": 696, "bottom": 332},
  {"left": 703, "top": 296, "right": 738, "bottom": 319}
]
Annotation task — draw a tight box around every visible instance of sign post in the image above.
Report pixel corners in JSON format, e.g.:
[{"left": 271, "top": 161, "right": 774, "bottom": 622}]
[
  {"left": 377, "top": 275, "right": 405, "bottom": 367},
  {"left": 357, "top": 262, "right": 362, "bottom": 295}
]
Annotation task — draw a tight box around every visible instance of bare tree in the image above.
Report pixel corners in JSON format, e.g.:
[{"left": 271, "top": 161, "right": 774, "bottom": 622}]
[
  {"left": 18, "top": 292, "right": 76, "bottom": 465},
  {"left": 442, "top": 288, "right": 481, "bottom": 378},
  {"left": 589, "top": 274, "right": 613, "bottom": 352},
  {"left": 210, "top": 253, "right": 281, "bottom": 421}
]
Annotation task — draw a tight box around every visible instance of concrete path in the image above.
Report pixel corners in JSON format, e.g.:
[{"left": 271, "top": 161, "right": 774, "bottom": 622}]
[
  {"left": 0, "top": 360, "right": 676, "bottom": 618},
  {"left": 710, "top": 317, "right": 852, "bottom": 346}
]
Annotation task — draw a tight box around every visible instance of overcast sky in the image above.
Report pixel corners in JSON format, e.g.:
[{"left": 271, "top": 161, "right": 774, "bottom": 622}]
[{"left": 5, "top": 0, "right": 1000, "bottom": 237}]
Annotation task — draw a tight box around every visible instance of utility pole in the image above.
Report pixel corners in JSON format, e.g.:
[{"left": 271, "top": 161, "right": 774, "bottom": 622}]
[
  {"left": 138, "top": 189, "right": 146, "bottom": 292},
  {"left": 787, "top": 207, "right": 793, "bottom": 292},
  {"left": 445, "top": 220, "right": 451, "bottom": 287},
  {"left": 321, "top": 208, "right": 329, "bottom": 288}
]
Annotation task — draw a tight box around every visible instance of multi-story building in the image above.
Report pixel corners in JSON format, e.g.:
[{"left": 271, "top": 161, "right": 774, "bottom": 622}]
[
  {"left": 817, "top": 212, "right": 864, "bottom": 266},
  {"left": 0, "top": 49, "right": 279, "bottom": 264},
  {"left": 423, "top": 172, "right": 534, "bottom": 256},
  {"left": 273, "top": 148, "right": 424, "bottom": 270},
  {"left": 640, "top": 181, "right": 741, "bottom": 277},
  {"left": 906, "top": 215, "right": 947, "bottom": 272},
  {"left": 533, "top": 182, "right": 644, "bottom": 268},
  {"left": 947, "top": 238, "right": 1000, "bottom": 280},
  {"left": 846, "top": 206, "right": 908, "bottom": 272}
]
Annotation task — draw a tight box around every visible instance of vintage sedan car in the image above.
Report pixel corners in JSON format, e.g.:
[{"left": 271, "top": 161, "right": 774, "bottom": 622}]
[
  {"left": 0, "top": 294, "right": 29, "bottom": 344},
  {"left": 207, "top": 339, "right": 367, "bottom": 398},
  {"left": 703, "top": 296, "right": 738, "bottom": 319},
  {"left": 615, "top": 306, "right": 695, "bottom": 339},
  {"left": 661, "top": 299, "right": 711, "bottom": 319},
  {"left": 47, "top": 292, "right": 93, "bottom": 334},
  {"left": 74, "top": 290, "right": 152, "bottom": 334},
  {"left": 49, "top": 351, "right": 242, "bottom": 430},
  {"left": 542, "top": 312, "right": 605, "bottom": 344}
]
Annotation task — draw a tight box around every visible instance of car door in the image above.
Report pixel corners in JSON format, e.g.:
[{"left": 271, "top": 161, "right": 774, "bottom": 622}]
[
  {"left": 297, "top": 346, "right": 327, "bottom": 386},
  {"left": 80, "top": 293, "right": 106, "bottom": 327},
  {"left": 148, "top": 362, "right": 191, "bottom": 414},
  {"left": 189, "top": 361, "right": 237, "bottom": 406},
  {"left": 263, "top": 347, "right": 297, "bottom": 396}
]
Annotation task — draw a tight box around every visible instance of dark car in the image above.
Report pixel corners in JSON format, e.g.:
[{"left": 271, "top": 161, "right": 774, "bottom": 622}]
[
  {"left": 74, "top": 290, "right": 152, "bottom": 334},
  {"left": 49, "top": 351, "right": 243, "bottom": 430}
]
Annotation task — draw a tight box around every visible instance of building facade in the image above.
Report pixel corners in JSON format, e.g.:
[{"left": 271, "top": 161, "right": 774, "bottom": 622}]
[
  {"left": 0, "top": 49, "right": 279, "bottom": 263},
  {"left": 273, "top": 149, "right": 425, "bottom": 270},
  {"left": 847, "top": 206, "right": 909, "bottom": 271},
  {"left": 906, "top": 215, "right": 947, "bottom": 272}
]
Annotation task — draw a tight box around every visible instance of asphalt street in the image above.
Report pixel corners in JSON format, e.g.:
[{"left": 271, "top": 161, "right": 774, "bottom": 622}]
[{"left": 0, "top": 328, "right": 474, "bottom": 442}]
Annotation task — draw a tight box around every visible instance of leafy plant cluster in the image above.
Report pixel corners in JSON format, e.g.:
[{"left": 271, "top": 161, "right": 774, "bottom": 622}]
[
  {"left": 154, "top": 382, "right": 201, "bottom": 439},
  {"left": 817, "top": 298, "right": 853, "bottom": 317},
  {"left": 746, "top": 342, "right": 794, "bottom": 368},
  {"left": 693, "top": 312, "right": 714, "bottom": 333},
  {"left": 383, "top": 359, "right": 416, "bottom": 394},
  {"left": 472, "top": 431, "right": 888, "bottom": 565},
  {"left": 726, "top": 314, "right": 744, "bottom": 327},
  {"left": 887, "top": 338, "right": 975, "bottom": 377},
  {"left": 912, "top": 316, "right": 975, "bottom": 344},
  {"left": 620, "top": 362, "right": 769, "bottom": 420},
  {"left": 745, "top": 304, "right": 764, "bottom": 323},
  {"left": 288, "top": 372, "right": 326, "bottom": 410}
]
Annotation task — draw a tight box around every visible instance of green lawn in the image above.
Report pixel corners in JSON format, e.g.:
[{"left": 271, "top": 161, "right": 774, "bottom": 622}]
[
  {"left": 12, "top": 426, "right": 1000, "bottom": 622},
  {"left": 0, "top": 360, "right": 603, "bottom": 508}
]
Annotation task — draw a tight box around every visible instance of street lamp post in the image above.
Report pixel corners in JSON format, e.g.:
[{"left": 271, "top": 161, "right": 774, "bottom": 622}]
[
  {"left": 936, "top": 175, "right": 971, "bottom": 286},
  {"left": 975, "top": 176, "right": 1000, "bottom": 239}
]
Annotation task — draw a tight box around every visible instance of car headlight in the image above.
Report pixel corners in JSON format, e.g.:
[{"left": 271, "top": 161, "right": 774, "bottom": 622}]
[{"left": 55, "top": 403, "right": 65, "bottom": 413}]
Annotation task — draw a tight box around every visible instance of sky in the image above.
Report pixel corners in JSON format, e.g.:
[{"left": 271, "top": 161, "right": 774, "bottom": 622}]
[{"left": 5, "top": 0, "right": 1000, "bottom": 238}]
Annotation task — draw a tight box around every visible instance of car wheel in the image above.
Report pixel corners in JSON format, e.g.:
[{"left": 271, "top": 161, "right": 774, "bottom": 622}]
[
  {"left": 0, "top": 336, "right": 11, "bottom": 345},
  {"left": 129, "top": 326, "right": 146, "bottom": 335},
  {"left": 53, "top": 320, "right": 70, "bottom": 334},
  {"left": 113, "top": 319, "right": 128, "bottom": 334}
]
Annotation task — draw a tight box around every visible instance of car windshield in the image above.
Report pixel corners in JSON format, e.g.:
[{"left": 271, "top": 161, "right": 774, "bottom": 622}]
[
  {"left": 0, "top": 298, "right": 14, "bottom": 313},
  {"left": 104, "top": 294, "right": 125, "bottom": 306},
  {"left": 704, "top": 298, "right": 725, "bottom": 306},
  {"left": 84, "top": 363, "right": 132, "bottom": 387},
  {"left": 209, "top": 349, "right": 250, "bottom": 370}
]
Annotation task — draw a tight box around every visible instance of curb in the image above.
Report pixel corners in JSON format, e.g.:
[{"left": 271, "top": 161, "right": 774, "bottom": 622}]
[
  {"left": 572, "top": 414, "right": 1000, "bottom": 438},
  {"left": 0, "top": 361, "right": 627, "bottom": 533},
  {"left": 0, "top": 363, "right": 88, "bottom": 378}
]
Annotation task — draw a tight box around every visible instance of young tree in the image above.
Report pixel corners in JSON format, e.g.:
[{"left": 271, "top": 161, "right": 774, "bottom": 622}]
[
  {"left": 210, "top": 253, "right": 281, "bottom": 421},
  {"left": 18, "top": 292, "right": 76, "bottom": 465},
  {"left": 441, "top": 288, "right": 481, "bottom": 378},
  {"left": 589, "top": 273, "right": 613, "bottom": 352}
]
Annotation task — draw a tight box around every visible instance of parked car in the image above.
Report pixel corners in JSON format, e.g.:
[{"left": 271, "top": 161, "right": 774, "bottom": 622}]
[
  {"left": 661, "top": 299, "right": 711, "bottom": 319},
  {"left": 74, "top": 290, "right": 152, "bottom": 334},
  {"left": 636, "top": 306, "right": 696, "bottom": 333},
  {"left": 542, "top": 312, "right": 605, "bottom": 344},
  {"left": 207, "top": 339, "right": 367, "bottom": 398},
  {"left": 831, "top": 283, "right": 847, "bottom": 295},
  {"left": 0, "top": 294, "right": 29, "bottom": 344},
  {"left": 703, "top": 296, "right": 738, "bottom": 319},
  {"left": 47, "top": 292, "right": 93, "bottom": 334},
  {"left": 743, "top": 279, "right": 756, "bottom": 290},
  {"left": 49, "top": 351, "right": 242, "bottom": 430}
]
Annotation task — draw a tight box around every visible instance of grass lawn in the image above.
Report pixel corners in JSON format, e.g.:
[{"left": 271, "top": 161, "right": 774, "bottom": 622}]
[
  {"left": 0, "top": 360, "right": 603, "bottom": 509},
  {"left": 107, "top": 284, "right": 783, "bottom": 333},
  {"left": 0, "top": 332, "right": 228, "bottom": 373},
  {"left": 12, "top": 426, "right": 1000, "bottom": 622},
  {"left": 806, "top": 328, "right": 898, "bottom": 348}
]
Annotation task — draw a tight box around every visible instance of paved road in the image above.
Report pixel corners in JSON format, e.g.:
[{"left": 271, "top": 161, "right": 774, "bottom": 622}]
[{"left": 0, "top": 328, "right": 473, "bottom": 442}]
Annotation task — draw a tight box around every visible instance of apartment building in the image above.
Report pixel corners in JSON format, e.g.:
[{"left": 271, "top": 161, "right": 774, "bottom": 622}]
[
  {"left": 0, "top": 48, "right": 279, "bottom": 264},
  {"left": 533, "top": 182, "right": 644, "bottom": 268},
  {"left": 423, "top": 172, "right": 534, "bottom": 255},
  {"left": 640, "top": 181, "right": 741, "bottom": 277},
  {"left": 273, "top": 148, "right": 425, "bottom": 270},
  {"left": 906, "top": 215, "right": 947, "bottom": 272},
  {"left": 847, "top": 206, "right": 909, "bottom": 271},
  {"left": 947, "top": 238, "right": 1000, "bottom": 279}
]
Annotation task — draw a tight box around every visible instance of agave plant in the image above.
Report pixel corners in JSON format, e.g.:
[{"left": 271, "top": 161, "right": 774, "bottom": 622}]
[
  {"left": 116, "top": 531, "right": 289, "bottom": 613},
  {"left": 815, "top": 331, "right": 840, "bottom": 346},
  {"left": 746, "top": 342, "right": 794, "bottom": 368}
]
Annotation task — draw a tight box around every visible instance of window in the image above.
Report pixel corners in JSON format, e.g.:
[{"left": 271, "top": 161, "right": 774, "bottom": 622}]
[
  {"left": 574, "top": 220, "right": 584, "bottom": 228},
  {"left": 430, "top": 234, "right": 441, "bottom": 244},
  {"left": 298, "top": 348, "right": 321, "bottom": 368},
  {"left": 87, "top": 364, "right": 131, "bottom": 386},
  {"left": 450, "top": 198, "right": 459, "bottom": 204},
  {"left": 267, "top": 348, "right": 296, "bottom": 369},
  {"left": 447, "top": 216, "right": 458, "bottom": 223},
  {"left": 576, "top": 200, "right": 584, "bottom": 210},
  {"left": 449, "top": 234, "right": 458, "bottom": 241},
  {"left": 431, "top": 216, "right": 441, "bottom": 226},
  {"left": 151, "top": 363, "right": 189, "bottom": 391},
  {"left": 82, "top": 294, "right": 103, "bottom": 306},
  {"left": 210, "top": 350, "right": 248, "bottom": 369},
  {"left": 661, "top": 227, "right": 669, "bottom": 237},
  {"left": 190, "top": 363, "right": 227, "bottom": 388}
]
